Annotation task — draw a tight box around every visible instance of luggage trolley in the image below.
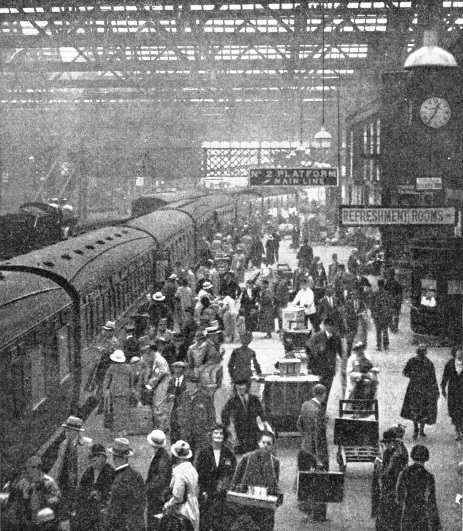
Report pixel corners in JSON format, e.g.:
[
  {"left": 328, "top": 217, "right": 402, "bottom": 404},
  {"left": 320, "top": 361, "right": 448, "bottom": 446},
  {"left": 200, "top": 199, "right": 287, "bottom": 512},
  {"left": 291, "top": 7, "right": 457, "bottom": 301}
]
[{"left": 334, "top": 399, "right": 380, "bottom": 472}]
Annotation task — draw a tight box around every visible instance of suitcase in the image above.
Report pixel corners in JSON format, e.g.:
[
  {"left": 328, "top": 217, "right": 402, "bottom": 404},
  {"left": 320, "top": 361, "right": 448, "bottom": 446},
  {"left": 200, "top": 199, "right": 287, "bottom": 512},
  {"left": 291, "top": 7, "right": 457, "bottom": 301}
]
[{"left": 129, "top": 405, "right": 153, "bottom": 435}]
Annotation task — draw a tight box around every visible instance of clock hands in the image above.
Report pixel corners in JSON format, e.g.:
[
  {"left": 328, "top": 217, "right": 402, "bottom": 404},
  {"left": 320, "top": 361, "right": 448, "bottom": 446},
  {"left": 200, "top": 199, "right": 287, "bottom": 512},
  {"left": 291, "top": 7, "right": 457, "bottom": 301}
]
[{"left": 426, "top": 101, "right": 441, "bottom": 124}]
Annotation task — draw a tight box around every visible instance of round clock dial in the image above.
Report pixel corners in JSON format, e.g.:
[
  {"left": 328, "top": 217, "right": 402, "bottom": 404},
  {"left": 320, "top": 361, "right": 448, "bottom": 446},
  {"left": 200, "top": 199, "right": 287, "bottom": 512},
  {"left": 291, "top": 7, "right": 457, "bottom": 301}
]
[{"left": 420, "top": 97, "right": 451, "bottom": 128}]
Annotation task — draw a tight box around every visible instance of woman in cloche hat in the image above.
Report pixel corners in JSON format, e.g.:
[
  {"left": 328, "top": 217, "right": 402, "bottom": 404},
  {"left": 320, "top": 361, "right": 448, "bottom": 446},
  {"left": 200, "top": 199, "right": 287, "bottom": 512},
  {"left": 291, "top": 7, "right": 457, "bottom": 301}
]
[
  {"left": 164, "top": 441, "right": 200, "bottom": 531},
  {"left": 396, "top": 445, "right": 441, "bottom": 531},
  {"left": 103, "top": 350, "right": 135, "bottom": 436}
]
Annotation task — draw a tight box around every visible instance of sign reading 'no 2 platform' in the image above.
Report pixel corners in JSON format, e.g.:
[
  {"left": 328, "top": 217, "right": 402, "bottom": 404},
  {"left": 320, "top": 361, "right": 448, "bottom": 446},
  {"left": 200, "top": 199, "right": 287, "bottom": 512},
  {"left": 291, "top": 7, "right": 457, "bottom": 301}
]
[{"left": 249, "top": 168, "right": 338, "bottom": 186}]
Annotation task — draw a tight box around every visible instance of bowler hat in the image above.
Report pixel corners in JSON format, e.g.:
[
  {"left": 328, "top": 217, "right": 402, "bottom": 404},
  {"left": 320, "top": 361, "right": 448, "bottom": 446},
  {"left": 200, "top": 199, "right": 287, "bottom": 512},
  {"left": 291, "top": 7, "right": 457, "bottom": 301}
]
[
  {"left": 172, "top": 361, "right": 186, "bottom": 369},
  {"left": 108, "top": 438, "right": 134, "bottom": 457},
  {"left": 410, "top": 444, "right": 429, "bottom": 462},
  {"left": 171, "top": 440, "right": 193, "bottom": 459},
  {"left": 147, "top": 429, "right": 166, "bottom": 448},
  {"left": 62, "top": 416, "right": 85, "bottom": 431},
  {"left": 90, "top": 443, "right": 107, "bottom": 457}
]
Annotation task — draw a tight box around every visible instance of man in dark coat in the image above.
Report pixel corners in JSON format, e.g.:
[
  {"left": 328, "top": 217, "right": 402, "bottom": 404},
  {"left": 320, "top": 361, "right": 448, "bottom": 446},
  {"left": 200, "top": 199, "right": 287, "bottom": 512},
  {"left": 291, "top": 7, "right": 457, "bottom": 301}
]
[
  {"left": 221, "top": 381, "right": 266, "bottom": 455},
  {"left": 441, "top": 349, "right": 463, "bottom": 440},
  {"left": 74, "top": 444, "right": 115, "bottom": 531},
  {"left": 122, "top": 324, "right": 141, "bottom": 362},
  {"left": 316, "top": 284, "right": 344, "bottom": 335},
  {"left": 305, "top": 318, "right": 343, "bottom": 403},
  {"left": 273, "top": 271, "right": 290, "bottom": 332},
  {"left": 228, "top": 332, "right": 262, "bottom": 387},
  {"left": 230, "top": 431, "right": 281, "bottom": 531},
  {"left": 146, "top": 430, "right": 172, "bottom": 530},
  {"left": 106, "top": 438, "right": 145, "bottom": 531},
  {"left": 400, "top": 345, "right": 439, "bottom": 439},
  {"left": 370, "top": 279, "right": 392, "bottom": 351},
  {"left": 219, "top": 271, "right": 241, "bottom": 300},
  {"left": 296, "top": 239, "right": 314, "bottom": 270},
  {"left": 297, "top": 384, "right": 329, "bottom": 521},
  {"left": 195, "top": 424, "right": 237, "bottom": 531},
  {"left": 384, "top": 268, "right": 403, "bottom": 333},
  {"left": 374, "top": 429, "right": 409, "bottom": 531},
  {"left": 166, "top": 362, "right": 188, "bottom": 444}
]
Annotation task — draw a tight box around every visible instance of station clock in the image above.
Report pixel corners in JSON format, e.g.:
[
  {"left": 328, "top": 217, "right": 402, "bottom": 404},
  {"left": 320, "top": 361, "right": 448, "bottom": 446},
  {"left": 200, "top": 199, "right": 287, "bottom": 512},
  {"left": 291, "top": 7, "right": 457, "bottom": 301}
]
[{"left": 419, "top": 97, "right": 451, "bottom": 128}]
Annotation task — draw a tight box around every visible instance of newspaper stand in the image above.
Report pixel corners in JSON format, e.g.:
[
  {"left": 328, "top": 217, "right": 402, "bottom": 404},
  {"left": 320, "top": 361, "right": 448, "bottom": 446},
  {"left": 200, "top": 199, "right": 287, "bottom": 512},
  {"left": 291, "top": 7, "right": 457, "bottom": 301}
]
[{"left": 334, "top": 399, "right": 380, "bottom": 472}]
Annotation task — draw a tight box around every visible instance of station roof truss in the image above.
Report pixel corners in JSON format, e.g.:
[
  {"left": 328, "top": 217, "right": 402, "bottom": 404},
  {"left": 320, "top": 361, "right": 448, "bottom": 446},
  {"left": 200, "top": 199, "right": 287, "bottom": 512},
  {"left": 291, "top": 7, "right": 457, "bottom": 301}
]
[{"left": 1, "top": 1, "right": 463, "bottom": 109}]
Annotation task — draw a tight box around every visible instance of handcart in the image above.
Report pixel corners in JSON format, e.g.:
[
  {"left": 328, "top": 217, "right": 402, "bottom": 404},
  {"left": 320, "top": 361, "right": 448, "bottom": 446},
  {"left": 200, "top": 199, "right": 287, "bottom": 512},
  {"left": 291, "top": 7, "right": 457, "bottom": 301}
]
[{"left": 334, "top": 399, "right": 380, "bottom": 472}]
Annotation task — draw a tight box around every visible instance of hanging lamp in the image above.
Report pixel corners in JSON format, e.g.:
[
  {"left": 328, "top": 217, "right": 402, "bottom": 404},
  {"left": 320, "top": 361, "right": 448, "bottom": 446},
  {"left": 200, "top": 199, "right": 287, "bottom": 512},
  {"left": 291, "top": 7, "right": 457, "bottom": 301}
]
[{"left": 312, "top": 0, "right": 332, "bottom": 150}]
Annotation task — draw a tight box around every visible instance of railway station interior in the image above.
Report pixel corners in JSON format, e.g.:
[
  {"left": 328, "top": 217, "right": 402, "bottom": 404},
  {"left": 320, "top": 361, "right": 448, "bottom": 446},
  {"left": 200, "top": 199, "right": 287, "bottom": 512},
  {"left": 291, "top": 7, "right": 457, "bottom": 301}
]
[{"left": 1, "top": 2, "right": 463, "bottom": 531}]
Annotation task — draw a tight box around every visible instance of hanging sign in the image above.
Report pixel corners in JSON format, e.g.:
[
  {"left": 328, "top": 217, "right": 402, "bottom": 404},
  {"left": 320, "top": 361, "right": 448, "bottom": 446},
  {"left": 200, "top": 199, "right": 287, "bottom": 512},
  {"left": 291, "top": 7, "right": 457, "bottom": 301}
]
[
  {"left": 339, "top": 206, "right": 456, "bottom": 226},
  {"left": 249, "top": 168, "right": 338, "bottom": 186}
]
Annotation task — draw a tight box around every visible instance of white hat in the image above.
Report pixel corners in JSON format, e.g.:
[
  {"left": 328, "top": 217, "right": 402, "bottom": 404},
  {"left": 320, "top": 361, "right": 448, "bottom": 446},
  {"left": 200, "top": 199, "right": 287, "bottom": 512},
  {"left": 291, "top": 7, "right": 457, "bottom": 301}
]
[
  {"left": 103, "top": 320, "right": 116, "bottom": 330},
  {"left": 108, "top": 437, "right": 134, "bottom": 457},
  {"left": 62, "top": 415, "right": 85, "bottom": 431},
  {"left": 110, "top": 350, "right": 126, "bottom": 363},
  {"left": 37, "top": 508, "right": 55, "bottom": 524},
  {"left": 152, "top": 292, "right": 166, "bottom": 301},
  {"left": 202, "top": 281, "right": 213, "bottom": 290},
  {"left": 171, "top": 440, "right": 192, "bottom": 459},
  {"left": 147, "top": 429, "right": 166, "bottom": 448},
  {"left": 169, "top": 274, "right": 178, "bottom": 280}
]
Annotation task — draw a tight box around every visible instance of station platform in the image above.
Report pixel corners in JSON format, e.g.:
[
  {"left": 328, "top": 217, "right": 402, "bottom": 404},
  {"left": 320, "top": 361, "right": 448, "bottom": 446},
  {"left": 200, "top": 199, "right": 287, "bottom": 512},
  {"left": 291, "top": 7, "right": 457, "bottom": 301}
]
[{"left": 83, "top": 238, "right": 461, "bottom": 531}]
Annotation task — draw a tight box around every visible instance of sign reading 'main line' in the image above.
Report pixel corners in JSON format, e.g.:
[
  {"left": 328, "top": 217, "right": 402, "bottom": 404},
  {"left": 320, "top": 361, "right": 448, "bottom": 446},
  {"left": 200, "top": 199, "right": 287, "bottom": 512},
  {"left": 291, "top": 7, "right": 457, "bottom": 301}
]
[{"left": 249, "top": 168, "right": 338, "bottom": 186}]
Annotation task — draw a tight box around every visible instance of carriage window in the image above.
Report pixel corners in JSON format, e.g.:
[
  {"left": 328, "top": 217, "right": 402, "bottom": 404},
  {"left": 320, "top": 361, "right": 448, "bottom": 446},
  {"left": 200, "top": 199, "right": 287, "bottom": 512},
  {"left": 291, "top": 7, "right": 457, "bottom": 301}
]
[
  {"left": 58, "top": 325, "right": 70, "bottom": 382},
  {"left": 29, "top": 344, "right": 46, "bottom": 408},
  {"left": 420, "top": 279, "right": 437, "bottom": 307}
]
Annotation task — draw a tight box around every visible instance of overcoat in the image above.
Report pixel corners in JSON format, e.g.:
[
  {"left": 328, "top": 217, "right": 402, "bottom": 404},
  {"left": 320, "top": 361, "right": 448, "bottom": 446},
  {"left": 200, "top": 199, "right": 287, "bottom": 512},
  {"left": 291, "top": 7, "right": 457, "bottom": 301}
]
[
  {"left": 165, "top": 461, "right": 200, "bottom": 531},
  {"left": 228, "top": 346, "right": 262, "bottom": 385},
  {"left": 106, "top": 465, "right": 146, "bottom": 531},
  {"left": 297, "top": 398, "right": 328, "bottom": 469},
  {"left": 221, "top": 394, "right": 265, "bottom": 454},
  {"left": 396, "top": 463, "right": 441, "bottom": 531},
  {"left": 441, "top": 357, "right": 463, "bottom": 427},
  {"left": 258, "top": 288, "right": 275, "bottom": 334},
  {"left": 400, "top": 356, "right": 439, "bottom": 424},
  {"left": 103, "top": 362, "right": 135, "bottom": 432},
  {"left": 146, "top": 447, "right": 173, "bottom": 529}
]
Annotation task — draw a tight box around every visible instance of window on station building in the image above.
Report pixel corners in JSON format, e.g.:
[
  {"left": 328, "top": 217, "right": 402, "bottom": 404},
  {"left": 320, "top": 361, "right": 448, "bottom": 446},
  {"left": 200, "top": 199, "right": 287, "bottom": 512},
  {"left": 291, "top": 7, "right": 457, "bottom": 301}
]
[{"left": 420, "top": 278, "right": 437, "bottom": 308}]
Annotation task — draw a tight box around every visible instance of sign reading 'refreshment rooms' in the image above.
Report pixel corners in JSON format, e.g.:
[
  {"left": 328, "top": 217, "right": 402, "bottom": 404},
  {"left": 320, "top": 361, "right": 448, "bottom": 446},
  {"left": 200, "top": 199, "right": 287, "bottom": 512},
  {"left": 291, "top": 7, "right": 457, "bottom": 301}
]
[
  {"left": 340, "top": 207, "right": 456, "bottom": 226},
  {"left": 249, "top": 168, "right": 338, "bottom": 186}
]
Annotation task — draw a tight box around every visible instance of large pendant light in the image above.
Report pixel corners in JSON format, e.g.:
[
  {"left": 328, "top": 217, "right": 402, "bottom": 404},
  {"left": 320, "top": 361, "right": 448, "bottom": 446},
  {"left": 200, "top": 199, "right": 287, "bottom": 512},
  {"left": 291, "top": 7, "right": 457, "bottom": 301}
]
[{"left": 312, "top": 0, "right": 332, "bottom": 150}]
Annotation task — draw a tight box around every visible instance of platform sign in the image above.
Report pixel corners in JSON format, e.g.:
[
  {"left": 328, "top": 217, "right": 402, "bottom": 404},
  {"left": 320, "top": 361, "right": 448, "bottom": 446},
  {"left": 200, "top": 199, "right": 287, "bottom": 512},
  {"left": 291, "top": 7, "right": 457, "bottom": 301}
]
[
  {"left": 249, "top": 168, "right": 338, "bottom": 186},
  {"left": 340, "top": 206, "right": 456, "bottom": 226}
]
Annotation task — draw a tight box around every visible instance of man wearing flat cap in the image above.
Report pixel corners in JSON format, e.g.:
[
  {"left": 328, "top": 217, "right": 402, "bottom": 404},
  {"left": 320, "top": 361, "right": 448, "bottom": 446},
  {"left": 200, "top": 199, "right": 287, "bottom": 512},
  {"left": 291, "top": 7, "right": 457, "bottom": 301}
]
[
  {"left": 74, "top": 444, "right": 115, "bottom": 531},
  {"left": 106, "top": 438, "right": 145, "bottom": 531},
  {"left": 373, "top": 428, "right": 408, "bottom": 531},
  {"left": 145, "top": 430, "right": 172, "bottom": 530},
  {"left": 49, "top": 416, "right": 92, "bottom": 530}
]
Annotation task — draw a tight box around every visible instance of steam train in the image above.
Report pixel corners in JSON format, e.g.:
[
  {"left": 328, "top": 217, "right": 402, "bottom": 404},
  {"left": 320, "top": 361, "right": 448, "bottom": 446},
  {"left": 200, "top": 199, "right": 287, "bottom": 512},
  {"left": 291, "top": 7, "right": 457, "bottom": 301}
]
[{"left": 0, "top": 188, "right": 299, "bottom": 484}]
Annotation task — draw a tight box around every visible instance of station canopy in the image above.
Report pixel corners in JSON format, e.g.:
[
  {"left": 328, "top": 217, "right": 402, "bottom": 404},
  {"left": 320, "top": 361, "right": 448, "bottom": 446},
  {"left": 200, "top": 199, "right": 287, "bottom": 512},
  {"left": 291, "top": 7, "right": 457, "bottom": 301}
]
[{"left": 1, "top": 1, "right": 463, "bottom": 114}]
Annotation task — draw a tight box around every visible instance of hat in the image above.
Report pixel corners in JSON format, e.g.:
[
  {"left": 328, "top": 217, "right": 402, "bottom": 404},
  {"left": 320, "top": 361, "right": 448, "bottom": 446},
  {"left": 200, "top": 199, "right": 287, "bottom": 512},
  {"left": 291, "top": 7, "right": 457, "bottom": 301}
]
[
  {"left": 380, "top": 429, "right": 398, "bottom": 443},
  {"left": 152, "top": 292, "right": 166, "bottom": 301},
  {"left": 195, "top": 330, "right": 207, "bottom": 339},
  {"left": 352, "top": 341, "right": 366, "bottom": 351},
  {"left": 130, "top": 356, "right": 141, "bottom": 364},
  {"left": 267, "top": 235, "right": 274, "bottom": 240},
  {"left": 110, "top": 350, "right": 126, "bottom": 363},
  {"left": 240, "top": 331, "right": 253, "bottom": 344},
  {"left": 62, "top": 416, "right": 85, "bottom": 431},
  {"left": 90, "top": 443, "right": 107, "bottom": 457},
  {"left": 103, "top": 320, "right": 116, "bottom": 331},
  {"left": 206, "top": 320, "right": 219, "bottom": 333},
  {"left": 410, "top": 444, "right": 430, "bottom": 462},
  {"left": 147, "top": 429, "right": 166, "bottom": 448},
  {"left": 125, "top": 324, "right": 136, "bottom": 332},
  {"left": 37, "top": 508, "right": 55, "bottom": 524},
  {"left": 171, "top": 440, "right": 193, "bottom": 459},
  {"left": 389, "top": 424, "right": 406, "bottom": 439},
  {"left": 108, "top": 438, "right": 134, "bottom": 457},
  {"left": 159, "top": 318, "right": 168, "bottom": 324},
  {"left": 172, "top": 361, "right": 186, "bottom": 369},
  {"left": 239, "top": 282, "right": 246, "bottom": 288},
  {"left": 169, "top": 273, "right": 178, "bottom": 280},
  {"left": 202, "top": 281, "right": 213, "bottom": 290},
  {"left": 417, "top": 343, "right": 427, "bottom": 353}
]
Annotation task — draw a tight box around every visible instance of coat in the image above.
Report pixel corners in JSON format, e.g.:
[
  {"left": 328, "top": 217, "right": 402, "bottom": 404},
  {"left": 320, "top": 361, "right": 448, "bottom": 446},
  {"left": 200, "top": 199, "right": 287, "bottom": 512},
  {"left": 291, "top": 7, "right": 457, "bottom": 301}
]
[
  {"left": 370, "top": 289, "right": 392, "bottom": 327},
  {"left": 316, "top": 296, "right": 344, "bottom": 334},
  {"left": 106, "top": 465, "right": 146, "bottom": 531},
  {"left": 146, "top": 448, "right": 172, "bottom": 528},
  {"left": 103, "top": 362, "right": 135, "bottom": 432},
  {"left": 221, "top": 394, "right": 265, "bottom": 454},
  {"left": 240, "top": 288, "right": 260, "bottom": 332},
  {"left": 441, "top": 358, "right": 463, "bottom": 427},
  {"left": 297, "top": 398, "right": 329, "bottom": 469},
  {"left": 167, "top": 376, "right": 188, "bottom": 444},
  {"left": 258, "top": 288, "right": 275, "bottom": 333},
  {"left": 149, "top": 353, "right": 171, "bottom": 408},
  {"left": 75, "top": 462, "right": 115, "bottom": 531},
  {"left": 396, "top": 463, "right": 441, "bottom": 531},
  {"left": 231, "top": 449, "right": 280, "bottom": 492},
  {"left": 400, "top": 356, "right": 439, "bottom": 424},
  {"left": 305, "top": 330, "right": 343, "bottom": 384},
  {"left": 165, "top": 461, "right": 200, "bottom": 531},
  {"left": 375, "top": 442, "right": 409, "bottom": 531},
  {"left": 228, "top": 346, "right": 262, "bottom": 385},
  {"left": 195, "top": 445, "right": 237, "bottom": 499}
]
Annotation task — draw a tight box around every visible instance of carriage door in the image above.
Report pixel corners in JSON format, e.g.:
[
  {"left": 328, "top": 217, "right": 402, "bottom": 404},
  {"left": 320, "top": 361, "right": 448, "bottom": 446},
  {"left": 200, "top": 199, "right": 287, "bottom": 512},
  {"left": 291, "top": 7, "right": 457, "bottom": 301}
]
[{"left": 153, "top": 250, "right": 170, "bottom": 291}]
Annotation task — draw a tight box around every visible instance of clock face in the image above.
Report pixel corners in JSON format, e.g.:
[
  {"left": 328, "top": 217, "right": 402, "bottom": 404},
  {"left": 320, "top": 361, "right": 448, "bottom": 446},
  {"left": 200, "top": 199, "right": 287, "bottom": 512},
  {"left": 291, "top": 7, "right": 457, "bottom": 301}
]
[{"left": 420, "top": 97, "right": 451, "bottom": 128}]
